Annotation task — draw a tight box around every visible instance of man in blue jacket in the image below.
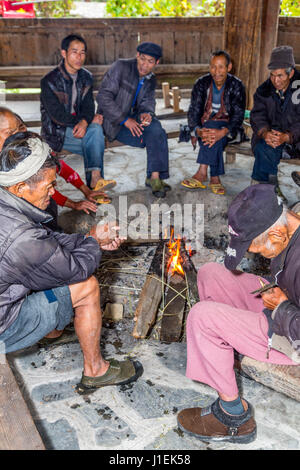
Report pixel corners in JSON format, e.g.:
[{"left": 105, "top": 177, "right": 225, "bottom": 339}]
[
  {"left": 97, "top": 42, "right": 170, "bottom": 198},
  {"left": 182, "top": 50, "right": 246, "bottom": 196},
  {"left": 0, "top": 132, "right": 142, "bottom": 394}
]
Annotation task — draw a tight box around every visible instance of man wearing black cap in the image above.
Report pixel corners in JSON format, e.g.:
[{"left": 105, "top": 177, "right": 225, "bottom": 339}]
[
  {"left": 251, "top": 45, "right": 300, "bottom": 201},
  {"left": 96, "top": 42, "right": 170, "bottom": 198},
  {"left": 177, "top": 184, "right": 299, "bottom": 444}
]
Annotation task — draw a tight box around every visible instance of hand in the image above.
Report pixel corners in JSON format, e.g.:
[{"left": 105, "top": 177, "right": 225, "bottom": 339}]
[
  {"left": 71, "top": 200, "right": 98, "bottom": 214},
  {"left": 263, "top": 130, "right": 290, "bottom": 148},
  {"left": 124, "top": 118, "right": 144, "bottom": 137},
  {"left": 261, "top": 287, "right": 288, "bottom": 310},
  {"left": 73, "top": 119, "right": 88, "bottom": 139},
  {"left": 201, "top": 128, "right": 228, "bottom": 148},
  {"left": 80, "top": 184, "right": 108, "bottom": 203},
  {"left": 92, "top": 114, "right": 103, "bottom": 126},
  {"left": 87, "top": 222, "right": 125, "bottom": 250},
  {"left": 139, "top": 113, "right": 152, "bottom": 127}
]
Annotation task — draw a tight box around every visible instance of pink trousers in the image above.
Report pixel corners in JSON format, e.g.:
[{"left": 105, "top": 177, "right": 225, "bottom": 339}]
[{"left": 186, "top": 262, "right": 296, "bottom": 397}]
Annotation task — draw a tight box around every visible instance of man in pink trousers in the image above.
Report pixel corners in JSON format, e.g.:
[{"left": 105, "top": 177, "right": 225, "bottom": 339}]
[{"left": 177, "top": 184, "right": 300, "bottom": 444}]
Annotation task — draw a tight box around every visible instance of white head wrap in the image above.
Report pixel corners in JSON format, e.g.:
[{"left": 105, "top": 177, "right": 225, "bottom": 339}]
[{"left": 0, "top": 137, "right": 51, "bottom": 187}]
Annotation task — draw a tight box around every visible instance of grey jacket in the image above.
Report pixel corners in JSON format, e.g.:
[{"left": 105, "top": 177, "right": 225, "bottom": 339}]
[
  {"left": 0, "top": 188, "right": 101, "bottom": 335},
  {"left": 96, "top": 58, "right": 156, "bottom": 141}
]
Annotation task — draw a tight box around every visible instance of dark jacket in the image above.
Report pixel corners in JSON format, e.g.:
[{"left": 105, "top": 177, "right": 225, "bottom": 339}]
[
  {"left": 0, "top": 188, "right": 101, "bottom": 335},
  {"left": 269, "top": 225, "right": 300, "bottom": 360},
  {"left": 250, "top": 69, "right": 300, "bottom": 155},
  {"left": 96, "top": 58, "right": 156, "bottom": 141},
  {"left": 40, "top": 60, "right": 95, "bottom": 152},
  {"left": 187, "top": 73, "right": 246, "bottom": 139}
]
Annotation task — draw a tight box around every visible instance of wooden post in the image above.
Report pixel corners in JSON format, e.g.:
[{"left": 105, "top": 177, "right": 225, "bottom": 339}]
[
  {"left": 162, "top": 82, "right": 171, "bottom": 108},
  {"left": 171, "top": 87, "right": 181, "bottom": 113},
  {"left": 223, "top": 0, "right": 280, "bottom": 109}
]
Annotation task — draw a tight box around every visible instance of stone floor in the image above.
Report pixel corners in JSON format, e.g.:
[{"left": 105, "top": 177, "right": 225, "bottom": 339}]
[{"left": 4, "top": 99, "right": 300, "bottom": 450}]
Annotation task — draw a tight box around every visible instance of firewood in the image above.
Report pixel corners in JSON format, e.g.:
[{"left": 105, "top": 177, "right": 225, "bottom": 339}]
[{"left": 160, "top": 273, "right": 187, "bottom": 343}]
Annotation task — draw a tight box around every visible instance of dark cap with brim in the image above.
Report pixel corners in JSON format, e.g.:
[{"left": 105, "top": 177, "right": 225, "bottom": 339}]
[
  {"left": 137, "top": 42, "right": 162, "bottom": 60},
  {"left": 224, "top": 184, "right": 284, "bottom": 271}
]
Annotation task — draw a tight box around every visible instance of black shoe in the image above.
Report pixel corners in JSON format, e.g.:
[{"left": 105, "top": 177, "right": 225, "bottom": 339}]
[{"left": 292, "top": 171, "right": 300, "bottom": 188}]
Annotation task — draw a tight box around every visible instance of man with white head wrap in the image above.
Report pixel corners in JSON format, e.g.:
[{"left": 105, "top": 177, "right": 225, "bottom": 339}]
[{"left": 0, "top": 132, "right": 143, "bottom": 393}]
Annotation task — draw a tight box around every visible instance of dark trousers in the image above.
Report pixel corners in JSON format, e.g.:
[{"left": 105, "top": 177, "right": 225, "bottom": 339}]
[
  {"left": 197, "top": 120, "right": 228, "bottom": 177},
  {"left": 251, "top": 139, "right": 283, "bottom": 182},
  {"left": 116, "top": 117, "right": 169, "bottom": 180}
]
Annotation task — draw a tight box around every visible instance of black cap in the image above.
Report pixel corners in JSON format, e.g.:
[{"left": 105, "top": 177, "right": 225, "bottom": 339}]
[
  {"left": 224, "top": 184, "right": 284, "bottom": 270},
  {"left": 137, "top": 42, "right": 162, "bottom": 60}
]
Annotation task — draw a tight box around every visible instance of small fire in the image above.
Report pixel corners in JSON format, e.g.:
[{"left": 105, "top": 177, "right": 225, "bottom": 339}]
[{"left": 166, "top": 229, "right": 184, "bottom": 276}]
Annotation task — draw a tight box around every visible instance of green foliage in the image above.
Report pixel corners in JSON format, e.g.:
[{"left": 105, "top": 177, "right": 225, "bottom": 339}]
[
  {"left": 280, "top": 0, "right": 300, "bottom": 16},
  {"left": 35, "top": 0, "right": 74, "bottom": 18},
  {"left": 197, "top": 0, "right": 225, "bottom": 17},
  {"left": 152, "top": 0, "right": 192, "bottom": 17},
  {"left": 106, "top": 0, "right": 152, "bottom": 17}
]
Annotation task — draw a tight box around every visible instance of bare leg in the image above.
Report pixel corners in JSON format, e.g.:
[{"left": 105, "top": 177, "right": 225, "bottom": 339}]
[
  {"left": 151, "top": 171, "right": 160, "bottom": 179},
  {"left": 90, "top": 170, "right": 102, "bottom": 189}
]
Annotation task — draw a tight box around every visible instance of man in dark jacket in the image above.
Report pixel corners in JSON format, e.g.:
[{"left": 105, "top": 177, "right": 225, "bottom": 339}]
[
  {"left": 182, "top": 50, "right": 246, "bottom": 195},
  {"left": 0, "top": 132, "right": 142, "bottom": 394},
  {"left": 177, "top": 184, "right": 299, "bottom": 444},
  {"left": 40, "top": 34, "right": 114, "bottom": 195},
  {"left": 96, "top": 42, "right": 170, "bottom": 198},
  {"left": 250, "top": 46, "right": 300, "bottom": 200}
]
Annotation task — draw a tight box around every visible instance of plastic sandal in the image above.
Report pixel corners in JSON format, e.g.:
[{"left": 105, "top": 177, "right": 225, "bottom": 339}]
[
  {"left": 181, "top": 177, "right": 206, "bottom": 189},
  {"left": 94, "top": 194, "right": 111, "bottom": 204},
  {"left": 208, "top": 183, "right": 226, "bottom": 195},
  {"left": 93, "top": 179, "right": 117, "bottom": 191}
]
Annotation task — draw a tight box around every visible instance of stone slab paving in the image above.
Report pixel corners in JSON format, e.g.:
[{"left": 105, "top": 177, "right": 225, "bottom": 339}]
[{"left": 4, "top": 100, "right": 300, "bottom": 450}]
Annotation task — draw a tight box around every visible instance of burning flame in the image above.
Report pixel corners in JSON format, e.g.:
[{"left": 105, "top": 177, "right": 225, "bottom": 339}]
[{"left": 167, "top": 229, "right": 185, "bottom": 276}]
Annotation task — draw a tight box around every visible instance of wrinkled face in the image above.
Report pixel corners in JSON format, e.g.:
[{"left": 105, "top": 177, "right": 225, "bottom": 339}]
[
  {"left": 210, "top": 55, "right": 232, "bottom": 88},
  {"left": 0, "top": 113, "right": 19, "bottom": 150},
  {"left": 248, "top": 231, "right": 286, "bottom": 259},
  {"left": 270, "top": 68, "right": 294, "bottom": 92},
  {"left": 61, "top": 40, "right": 86, "bottom": 74},
  {"left": 136, "top": 53, "right": 158, "bottom": 77},
  {"left": 14, "top": 167, "right": 57, "bottom": 210}
]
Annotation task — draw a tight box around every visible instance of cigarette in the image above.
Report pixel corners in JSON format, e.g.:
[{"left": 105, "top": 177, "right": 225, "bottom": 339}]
[{"left": 259, "top": 278, "right": 266, "bottom": 288}]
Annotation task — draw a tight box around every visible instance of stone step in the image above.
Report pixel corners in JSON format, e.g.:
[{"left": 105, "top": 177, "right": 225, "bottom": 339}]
[{"left": 241, "top": 356, "right": 300, "bottom": 402}]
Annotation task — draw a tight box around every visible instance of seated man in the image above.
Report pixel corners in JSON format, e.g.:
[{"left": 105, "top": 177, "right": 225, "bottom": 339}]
[
  {"left": 178, "top": 184, "right": 299, "bottom": 443},
  {"left": 96, "top": 42, "right": 170, "bottom": 198},
  {"left": 40, "top": 34, "right": 115, "bottom": 192},
  {"left": 0, "top": 107, "right": 109, "bottom": 232},
  {"left": 0, "top": 132, "right": 142, "bottom": 394},
  {"left": 182, "top": 50, "right": 246, "bottom": 195},
  {"left": 251, "top": 45, "right": 300, "bottom": 201}
]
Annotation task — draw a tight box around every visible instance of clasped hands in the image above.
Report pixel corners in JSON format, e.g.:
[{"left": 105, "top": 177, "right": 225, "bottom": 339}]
[
  {"left": 191, "top": 127, "right": 228, "bottom": 149},
  {"left": 263, "top": 129, "right": 290, "bottom": 148}
]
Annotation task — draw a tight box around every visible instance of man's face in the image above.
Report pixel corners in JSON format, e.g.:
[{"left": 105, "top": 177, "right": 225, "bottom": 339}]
[
  {"left": 0, "top": 113, "right": 19, "bottom": 150},
  {"left": 270, "top": 68, "right": 294, "bottom": 92},
  {"left": 136, "top": 53, "right": 158, "bottom": 77},
  {"left": 61, "top": 40, "right": 86, "bottom": 74},
  {"left": 210, "top": 55, "right": 232, "bottom": 88},
  {"left": 248, "top": 229, "right": 288, "bottom": 259},
  {"left": 13, "top": 167, "right": 57, "bottom": 211}
]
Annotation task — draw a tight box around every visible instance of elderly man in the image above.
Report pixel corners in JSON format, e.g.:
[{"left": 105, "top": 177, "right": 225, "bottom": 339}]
[
  {"left": 251, "top": 46, "right": 300, "bottom": 200},
  {"left": 40, "top": 34, "right": 114, "bottom": 195},
  {"left": 0, "top": 132, "right": 142, "bottom": 394},
  {"left": 0, "top": 107, "right": 108, "bottom": 232},
  {"left": 96, "top": 42, "right": 170, "bottom": 198},
  {"left": 181, "top": 50, "right": 246, "bottom": 195},
  {"left": 177, "top": 184, "right": 299, "bottom": 443}
]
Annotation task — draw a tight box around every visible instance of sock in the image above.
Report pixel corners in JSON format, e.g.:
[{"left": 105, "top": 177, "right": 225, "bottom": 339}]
[{"left": 220, "top": 397, "right": 245, "bottom": 415}]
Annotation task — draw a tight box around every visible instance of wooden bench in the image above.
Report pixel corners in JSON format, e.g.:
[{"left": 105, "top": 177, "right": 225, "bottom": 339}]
[
  {"left": 225, "top": 140, "right": 300, "bottom": 166},
  {"left": 0, "top": 356, "right": 45, "bottom": 450}
]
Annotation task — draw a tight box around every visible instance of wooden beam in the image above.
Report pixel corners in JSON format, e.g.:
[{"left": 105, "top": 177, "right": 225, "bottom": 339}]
[
  {"left": 224, "top": 0, "right": 280, "bottom": 109},
  {"left": 0, "top": 357, "right": 45, "bottom": 450}
]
